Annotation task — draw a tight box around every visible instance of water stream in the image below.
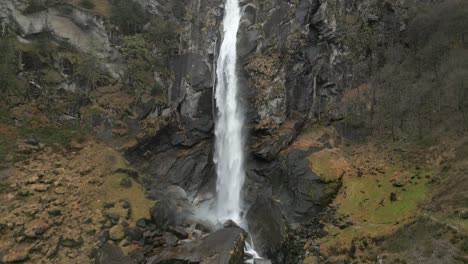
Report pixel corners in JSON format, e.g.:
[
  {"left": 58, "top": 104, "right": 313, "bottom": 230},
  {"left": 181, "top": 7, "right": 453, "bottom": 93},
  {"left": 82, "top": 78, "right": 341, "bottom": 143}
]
[
  {"left": 214, "top": 0, "right": 244, "bottom": 225},
  {"left": 213, "top": 0, "right": 262, "bottom": 262}
]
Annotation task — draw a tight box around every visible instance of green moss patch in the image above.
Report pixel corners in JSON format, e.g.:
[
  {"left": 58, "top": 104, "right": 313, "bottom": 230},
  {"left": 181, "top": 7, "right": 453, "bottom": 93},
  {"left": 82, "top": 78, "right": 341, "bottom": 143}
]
[
  {"left": 19, "top": 125, "right": 85, "bottom": 149},
  {"left": 314, "top": 140, "right": 443, "bottom": 261},
  {"left": 336, "top": 167, "right": 431, "bottom": 224}
]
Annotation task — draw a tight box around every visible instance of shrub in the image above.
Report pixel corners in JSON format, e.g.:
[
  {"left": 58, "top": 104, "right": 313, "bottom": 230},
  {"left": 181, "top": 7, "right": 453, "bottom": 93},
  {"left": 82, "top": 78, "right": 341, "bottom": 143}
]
[
  {"left": 110, "top": 0, "right": 148, "bottom": 35},
  {"left": 79, "top": 0, "right": 95, "bottom": 9},
  {"left": 122, "top": 34, "right": 152, "bottom": 87},
  {"left": 24, "top": 0, "right": 48, "bottom": 14},
  {"left": 146, "top": 17, "right": 178, "bottom": 63},
  {"left": 0, "top": 34, "right": 17, "bottom": 102},
  {"left": 19, "top": 125, "right": 84, "bottom": 149}
]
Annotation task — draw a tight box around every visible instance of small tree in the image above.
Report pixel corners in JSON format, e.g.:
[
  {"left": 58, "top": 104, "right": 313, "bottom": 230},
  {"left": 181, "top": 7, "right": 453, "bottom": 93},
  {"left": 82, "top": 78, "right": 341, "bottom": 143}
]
[
  {"left": 110, "top": 0, "right": 148, "bottom": 35},
  {"left": 122, "top": 34, "right": 152, "bottom": 88},
  {"left": 76, "top": 55, "right": 101, "bottom": 95}
]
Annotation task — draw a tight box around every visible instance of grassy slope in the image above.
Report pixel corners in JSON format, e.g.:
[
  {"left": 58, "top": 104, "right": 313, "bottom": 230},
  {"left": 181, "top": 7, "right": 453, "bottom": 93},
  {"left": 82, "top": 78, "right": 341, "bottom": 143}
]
[{"left": 300, "top": 126, "right": 468, "bottom": 263}]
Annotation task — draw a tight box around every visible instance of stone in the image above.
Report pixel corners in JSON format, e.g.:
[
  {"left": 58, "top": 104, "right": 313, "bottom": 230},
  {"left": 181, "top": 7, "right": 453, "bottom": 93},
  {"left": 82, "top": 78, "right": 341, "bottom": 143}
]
[
  {"left": 60, "top": 237, "right": 83, "bottom": 248},
  {"left": 147, "top": 227, "right": 247, "bottom": 264},
  {"left": 120, "top": 176, "right": 132, "bottom": 188},
  {"left": 143, "top": 230, "right": 156, "bottom": 239},
  {"left": 149, "top": 186, "right": 191, "bottom": 228},
  {"left": 124, "top": 226, "right": 142, "bottom": 241},
  {"left": 246, "top": 196, "right": 286, "bottom": 258},
  {"left": 460, "top": 210, "right": 468, "bottom": 220},
  {"left": 223, "top": 219, "right": 240, "bottom": 229},
  {"left": 47, "top": 208, "right": 62, "bottom": 216},
  {"left": 129, "top": 252, "right": 145, "bottom": 264},
  {"left": 106, "top": 213, "right": 121, "bottom": 224},
  {"left": 24, "top": 135, "right": 39, "bottom": 146},
  {"left": 109, "top": 225, "right": 125, "bottom": 241},
  {"left": 136, "top": 218, "right": 147, "bottom": 228},
  {"left": 25, "top": 175, "right": 39, "bottom": 184},
  {"left": 162, "top": 233, "right": 178, "bottom": 246},
  {"left": 392, "top": 179, "right": 406, "bottom": 187},
  {"left": 79, "top": 166, "right": 94, "bottom": 176},
  {"left": 194, "top": 222, "right": 212, "bottom": 233},
  {"left": 54, "top": 187, "right": 67, "bottom": 195},
  {"left": 168, "top": 226, "right": 189, "bottom": 239},
  {"left": 17, "top": 190, "right": 31, "bottom": 197},
  {"left": 94, "top": 243, "right": 136, "bottom": 264},
  {"left": 31, "top": 184, "right": 49, "bottom": 192}
]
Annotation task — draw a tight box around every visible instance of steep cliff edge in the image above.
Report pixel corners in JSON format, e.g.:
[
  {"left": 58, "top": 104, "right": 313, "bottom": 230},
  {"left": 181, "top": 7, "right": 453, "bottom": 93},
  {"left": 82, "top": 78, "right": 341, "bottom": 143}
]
[{"left": 0, "top": 0, "right": 467, "bottom": 263}]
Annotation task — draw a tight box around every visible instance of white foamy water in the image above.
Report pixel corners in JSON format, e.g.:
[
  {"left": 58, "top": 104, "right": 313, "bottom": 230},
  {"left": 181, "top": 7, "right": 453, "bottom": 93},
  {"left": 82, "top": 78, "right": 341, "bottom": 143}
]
[
  {"left": 214, "top": 0, "right": 262, "bottom": 262},
  {"left": 214, "top": 0, "right": 244, "bottom": 223}
]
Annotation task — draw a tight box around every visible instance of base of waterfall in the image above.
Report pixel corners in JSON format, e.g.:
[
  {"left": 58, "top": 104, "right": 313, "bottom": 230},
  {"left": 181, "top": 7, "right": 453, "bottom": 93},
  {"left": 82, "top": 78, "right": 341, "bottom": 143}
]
[{"left": 143, "top": 222, "right": 270, "bottom": 264}]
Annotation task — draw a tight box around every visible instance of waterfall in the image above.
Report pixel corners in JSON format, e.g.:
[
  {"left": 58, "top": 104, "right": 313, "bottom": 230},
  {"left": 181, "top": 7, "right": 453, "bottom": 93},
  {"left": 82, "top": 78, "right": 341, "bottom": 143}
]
[
  {"left": 214, "top": 1, "right": 262, "bottom": 262},
  {"left": 214, "top": 0, "right": 244, "bottom": 223}
]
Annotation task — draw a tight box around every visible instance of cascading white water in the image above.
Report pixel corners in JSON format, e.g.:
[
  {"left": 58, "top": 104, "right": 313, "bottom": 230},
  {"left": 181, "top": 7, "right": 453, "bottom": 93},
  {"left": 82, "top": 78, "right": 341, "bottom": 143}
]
[
  {"left": 214, "top": 0, "right": 244, "bottom": 224},
  {"left": 214, "top": 1, "right": 262, "bottom": 262}
]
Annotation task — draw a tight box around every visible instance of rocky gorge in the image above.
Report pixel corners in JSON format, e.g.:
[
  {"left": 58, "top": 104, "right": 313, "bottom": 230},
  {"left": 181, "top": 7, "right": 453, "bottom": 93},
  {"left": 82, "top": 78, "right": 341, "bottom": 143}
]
[{"left": 0, "top": 0, "right": 467, "bottom": 263}]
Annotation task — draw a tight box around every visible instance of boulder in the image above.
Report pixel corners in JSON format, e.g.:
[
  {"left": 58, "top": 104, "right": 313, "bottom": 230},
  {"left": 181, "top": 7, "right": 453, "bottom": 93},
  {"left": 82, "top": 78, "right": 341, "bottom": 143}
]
[
  {"left": 150, "top": 185, "right": 192, "bottom": 228},
  {"left": 246, "top": 196, "right": 286, "bottom": 258},
  {"left": 146, "top": 227, "right": 247, "bottom": 264},
  {"left": 94, "top": 243, "right": 135, "bottom": 264},
  {"left": 162, "top": 233, "right": 178, "bottom": 246},
  {"left": 136, "top": 218, "right": 147, "bottom": 228},
  {"left": 223, "top": 219, "right": 240, "bottom": 229},
  {"left": 124, "top": 227, "right": 143, "bottom": 241},
  {"left": 168, "top": 226, "right": 189, "bottom": 239}
]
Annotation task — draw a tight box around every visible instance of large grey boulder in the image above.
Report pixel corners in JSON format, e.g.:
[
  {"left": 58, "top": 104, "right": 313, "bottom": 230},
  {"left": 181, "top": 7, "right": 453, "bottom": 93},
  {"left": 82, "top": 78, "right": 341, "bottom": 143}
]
[
  {"left": 150, "top": 185, "right": 191, "bottom": 229},
  {"left": 146, "top": 227, "right": 247, "bottom": 264},
  {"left": 94, "top": 243, "right": 135, "bottom": 264},
  {"left": 246, "top": 196, "right": 286, "bottom": 258}
]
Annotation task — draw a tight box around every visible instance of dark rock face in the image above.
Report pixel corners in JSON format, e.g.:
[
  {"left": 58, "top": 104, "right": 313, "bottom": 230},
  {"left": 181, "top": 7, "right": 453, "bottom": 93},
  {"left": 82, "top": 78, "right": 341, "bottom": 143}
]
[
  {"left": 245, "top": 146, "right": 341, "bottom": 224},
  {"left": 246, "top": 196, "right": 286, "bottom": 259},
  {"left": 146, "top": 227, "right": 247, "bottom": 264},
  {"left": 251, "top": 118, "right": 304, "bottom": 161},
  {"left": 279, "top": 149, "right": 340, "bottom": 221}
]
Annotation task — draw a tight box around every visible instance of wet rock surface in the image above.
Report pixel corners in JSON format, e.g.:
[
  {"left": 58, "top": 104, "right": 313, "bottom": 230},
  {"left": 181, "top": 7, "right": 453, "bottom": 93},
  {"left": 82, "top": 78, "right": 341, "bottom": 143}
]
[
  {"left": 246, "top": 196, "right": 286, "bottom": 258},
  {"left": 146, "top": 227, "right": 247, "bottom": 264}
]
